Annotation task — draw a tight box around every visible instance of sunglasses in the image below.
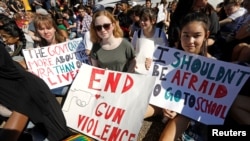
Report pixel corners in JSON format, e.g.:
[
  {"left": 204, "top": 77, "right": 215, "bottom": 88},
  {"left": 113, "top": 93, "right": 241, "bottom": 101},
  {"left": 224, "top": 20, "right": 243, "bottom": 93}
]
[{"left": 94, "top": 23, "right": 112, "bottom": 31}]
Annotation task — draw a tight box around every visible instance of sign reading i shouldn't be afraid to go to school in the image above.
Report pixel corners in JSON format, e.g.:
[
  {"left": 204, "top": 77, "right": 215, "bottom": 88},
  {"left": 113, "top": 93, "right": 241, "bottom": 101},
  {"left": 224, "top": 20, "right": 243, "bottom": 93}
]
[
  {"left": 22, "top": 38, "right": 90, "bottom": 89},
  {"left": 148, "top": 45, "right": 250, "bottom": 125},
  {"left": 62, "top": 63, "right": 156, "bottom": 141}
]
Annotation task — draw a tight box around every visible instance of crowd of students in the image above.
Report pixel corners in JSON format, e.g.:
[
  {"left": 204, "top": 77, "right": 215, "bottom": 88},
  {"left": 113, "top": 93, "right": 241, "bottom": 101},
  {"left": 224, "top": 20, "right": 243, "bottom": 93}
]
[{"left": 0, "top": 0, "right": 249, "bottom": 140}]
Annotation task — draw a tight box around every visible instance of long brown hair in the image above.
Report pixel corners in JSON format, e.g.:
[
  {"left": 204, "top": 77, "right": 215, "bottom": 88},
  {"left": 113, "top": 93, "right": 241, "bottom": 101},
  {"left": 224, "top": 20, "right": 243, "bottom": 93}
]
[{"left": 33, "top": 14, "right": 66, "bottom": 47}]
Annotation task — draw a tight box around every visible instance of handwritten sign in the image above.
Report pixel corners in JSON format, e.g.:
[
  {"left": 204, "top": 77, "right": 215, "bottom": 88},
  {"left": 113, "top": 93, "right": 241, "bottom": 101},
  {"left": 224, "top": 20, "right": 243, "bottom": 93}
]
[
  {"left": 22, "top": 38, "right": 90, "bottom": 89},
  {"left": 148, "top": 45, "right": 250, "bottom": 125},
  {"left": 62, "top": 63, "right": 156, "bottom": 140}
]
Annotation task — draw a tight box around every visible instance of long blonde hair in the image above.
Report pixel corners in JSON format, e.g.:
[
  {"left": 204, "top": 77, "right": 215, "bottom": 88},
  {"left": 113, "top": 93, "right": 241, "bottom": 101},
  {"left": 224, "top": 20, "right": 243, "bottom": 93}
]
[{"left": 90, "top": 10, "right": 123, "bottom": 43}]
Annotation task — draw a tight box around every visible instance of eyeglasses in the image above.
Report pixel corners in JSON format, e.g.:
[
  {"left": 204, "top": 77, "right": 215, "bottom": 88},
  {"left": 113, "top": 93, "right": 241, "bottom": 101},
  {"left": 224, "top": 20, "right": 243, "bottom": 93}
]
[{"left": 94, "top": 23, "right": 112, "bottom": 31}]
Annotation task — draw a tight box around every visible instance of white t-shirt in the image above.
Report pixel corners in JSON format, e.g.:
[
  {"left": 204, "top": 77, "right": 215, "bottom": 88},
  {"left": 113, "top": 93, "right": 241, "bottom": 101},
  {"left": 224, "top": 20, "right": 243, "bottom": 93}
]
[
  {"left": 157, "top": 4, "right": 166, "bottom": 23},
  {"left": 83, "top": 31, "right": 93, "bottom": 50},
  {"left": 131, "top": 28, "right": 168, "bottom": 49},
  {"left": 131, "top": 28, "right": 169, "bottom": 74}
]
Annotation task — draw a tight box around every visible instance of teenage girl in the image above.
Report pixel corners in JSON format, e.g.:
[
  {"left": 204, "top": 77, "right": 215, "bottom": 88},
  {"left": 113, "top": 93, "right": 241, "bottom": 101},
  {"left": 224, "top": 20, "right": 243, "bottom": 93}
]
[
  {"left": 89, "top": 10, "right": 135, "bottom": 72},
  {"left": 131, "top": 8, "right": 169, "bottom": 74},
  {"left": 159, "top": 12, "right": 213, "bottom": 141}
]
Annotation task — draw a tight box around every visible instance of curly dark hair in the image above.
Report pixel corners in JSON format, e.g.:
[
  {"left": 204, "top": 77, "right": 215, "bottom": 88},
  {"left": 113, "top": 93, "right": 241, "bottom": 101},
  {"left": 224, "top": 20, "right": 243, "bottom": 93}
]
[{"left": 0, "top": 14, "right": 26, "bottom": 56}]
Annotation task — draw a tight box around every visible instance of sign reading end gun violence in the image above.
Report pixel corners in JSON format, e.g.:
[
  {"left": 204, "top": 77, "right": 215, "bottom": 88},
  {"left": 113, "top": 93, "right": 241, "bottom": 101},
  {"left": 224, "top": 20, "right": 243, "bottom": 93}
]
[
  {"left": 148, "top": 45, "right": 250, "bottom": 125},
  {"left": 62, "top": 63, "right": 156, "bottom": 141},
  {"left": 22, "top": 38, "right": 89, "bottom": 89}
]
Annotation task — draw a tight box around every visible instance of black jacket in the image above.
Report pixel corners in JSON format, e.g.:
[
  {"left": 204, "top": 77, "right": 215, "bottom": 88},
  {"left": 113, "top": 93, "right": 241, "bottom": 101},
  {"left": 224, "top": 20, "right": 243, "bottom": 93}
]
[{"left": 0, "top": 41, "right": 72, "bottom": 141}]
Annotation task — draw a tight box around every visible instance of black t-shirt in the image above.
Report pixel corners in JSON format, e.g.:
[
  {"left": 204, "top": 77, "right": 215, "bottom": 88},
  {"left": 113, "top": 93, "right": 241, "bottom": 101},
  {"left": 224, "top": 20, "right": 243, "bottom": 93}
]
[
  {"left": 117, "top": 12, "right": 132, "bottom": 39},
  {"left": 0, "top": 41, "right": 72, "bottom": 140}
]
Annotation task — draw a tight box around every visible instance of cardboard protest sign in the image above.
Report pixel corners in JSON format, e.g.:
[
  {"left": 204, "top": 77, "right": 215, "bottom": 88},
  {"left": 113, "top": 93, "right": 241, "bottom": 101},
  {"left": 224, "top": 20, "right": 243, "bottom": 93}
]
[
  {"left": 62, "top": 63, "right": 156, "bottom": 140},
  {"left": 148, "top": 45, "right": 250, "bottom": 125},
  {"left": 135, "top": 38, "right": 155, "bottom": 74},
  {"left": 22, "top": 38, "right": 90, "bottom": 89}
]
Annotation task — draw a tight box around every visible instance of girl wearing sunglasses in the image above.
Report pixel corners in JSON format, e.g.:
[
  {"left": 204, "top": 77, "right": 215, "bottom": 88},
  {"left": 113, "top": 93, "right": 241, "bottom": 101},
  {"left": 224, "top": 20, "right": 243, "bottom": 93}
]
[{"left": 89, "top": 10, "right": 136, "bottom": 72}]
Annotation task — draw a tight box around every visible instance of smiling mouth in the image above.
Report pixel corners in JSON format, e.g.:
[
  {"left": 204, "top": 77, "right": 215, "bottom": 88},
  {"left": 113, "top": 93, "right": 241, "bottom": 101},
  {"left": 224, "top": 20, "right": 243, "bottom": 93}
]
[{"left": 44, "top": 35, "right": 51, "bottom": 38}]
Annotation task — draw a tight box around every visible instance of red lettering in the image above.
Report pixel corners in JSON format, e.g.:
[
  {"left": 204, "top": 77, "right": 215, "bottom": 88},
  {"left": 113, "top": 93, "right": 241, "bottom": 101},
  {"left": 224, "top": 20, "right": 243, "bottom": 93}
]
[
  {"left": 119, "top": 130, "right": 129, "bottom": 141},
  {"left": 198, "top": 80, "right": 208, "bottom": 93},
  {"left": 47, "top": 43, "right": 68, "bottom": 56},
  {"left": 208, "top": 102, "right": 217, "bottom": 115},
  {"left": 95, "top": 102, "right": 125, "bottom": 124},
  {"left": 61, "top": 71, "right": 75, "bottom": 81},
  {"left": 214, "top": 85, "right": 227, "bottom": 98},
  {"left": 56, "top": 74, "right": 62, "bottom": 83},
  {"left": 171, "top": 70, "right": 181, "bottom": 85},
  {"left": 201, "top": 98, "right": 207, "bottom": 113},
  {"left": 171, "top": 70, "right": 192, "bottom": 86},
  {"left": 86, "top": 119, "right": 95, "bottom": 133},
  {"left": 95, "top": 103, "right": 107, "bottom": 117},
  {"left": 36, "top": 68, "right": 46, "bottom": 77},
  {"left": 182, "top": 72, "right": 191, "bottom": 86},
  {"left": 104, "top": 106, "right": 116, "bottom": 120},
  {"left": 81, "top": 116, "right": 89, "bottom": 131},
  {"left": 188, "top": 74, "right": 198, "bottom": 90},
  {"left": 195, "top": 97, "right": 227, "bottom": 119},
  {"left": 92, "top": 120, "right": 100, "bottom": 138},
  {"left": 48, "top": 77, "right": 57, "bottom": 85},
  {"left": 112, "top": 108, "right": 125, "bottom": 124},
  {"left": 88, "top": 68, "right": 133, "bottom": 94},
  {"left": 122, "top": 75, "right": 133, "bottom": 93},
  {"left": 104, "top": 72, "right": 121, "bottom": 93},
  {"left": 77, "top": 115, "right": 137, "bottom": 140},
  {"left": 27, "top": 58, "right": 53, "bottom": 69},
  {"left": 88, "top": 68, "right": 105, "bottom": 91},
  {"left": 171, "top": 70, "right": 228, "bottom": 98},
  {"left": 220, "top": 106, "right": 227, "bottom": 119},
  {"left": 208, "top": 83, "right": 215, "bottom": 96},
  {"left": 78, "top": 115, "right": 86, "bottom": 128},
  {"left": 108, "top": 127, "right": 121, "bottom": 141},
  {"left": 100, "top": 125, "right": 110, "bottom": 141},
  {"left": 215, "top": 105, "right": 222, "bottom": 116}
]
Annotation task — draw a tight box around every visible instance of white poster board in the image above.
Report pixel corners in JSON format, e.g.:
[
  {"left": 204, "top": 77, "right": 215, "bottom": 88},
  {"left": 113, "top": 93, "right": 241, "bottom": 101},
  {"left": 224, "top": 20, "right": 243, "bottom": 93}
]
[
  {"left": 135, "top": 38, "right": 155, "bottom": 74},
  {"left": 22, "top": 38, "right": 90, "bottom": 89},
  {"left": 62, "top": 63, "right": 156, "bottom": 140},
  {"left": 148, "top": 45, "right": 250, "bottom": 125}
]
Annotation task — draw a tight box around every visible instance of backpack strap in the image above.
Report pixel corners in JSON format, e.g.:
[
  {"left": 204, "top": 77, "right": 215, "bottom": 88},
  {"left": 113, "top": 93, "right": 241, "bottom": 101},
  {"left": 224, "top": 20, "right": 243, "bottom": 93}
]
[
  {"left": 137, "top": 28, "right": 162, "bottom": 38},
  {"left": 158, "top": 28, "right": 162, "bottom": 38},
  {"left": 137, "top": 29, "right": 141, "bottom": 38}
]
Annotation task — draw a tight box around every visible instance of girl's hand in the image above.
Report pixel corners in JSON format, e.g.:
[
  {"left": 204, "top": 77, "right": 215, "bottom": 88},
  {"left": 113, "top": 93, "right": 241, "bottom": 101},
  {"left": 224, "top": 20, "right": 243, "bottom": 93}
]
[
  {"left": 128, "top": 64, "right": 136, "bottom": 73},
  {"left": 162, "top": 109, "right": 177, "bottom": 119},
  {"left": 145, "top": 58, "right": 152, "bottom": 70},
  {"left": 0, "top": 104, "right": 12, "bottom": 117}
]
